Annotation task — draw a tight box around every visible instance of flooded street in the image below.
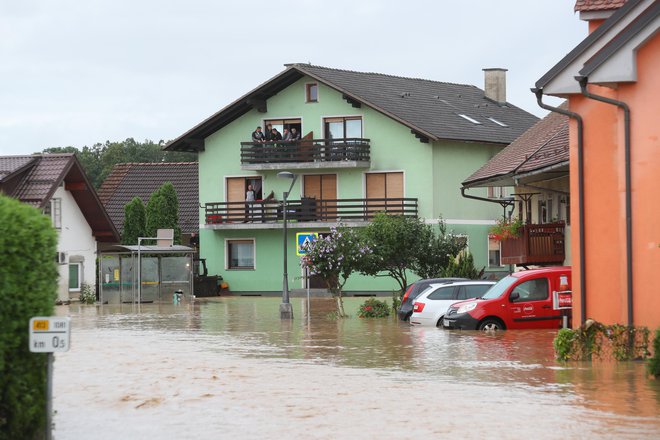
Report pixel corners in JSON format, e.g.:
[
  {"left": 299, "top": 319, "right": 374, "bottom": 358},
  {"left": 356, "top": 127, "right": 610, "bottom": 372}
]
[{"left": 52, "top": 298, "right": 660, "bottom": 439}]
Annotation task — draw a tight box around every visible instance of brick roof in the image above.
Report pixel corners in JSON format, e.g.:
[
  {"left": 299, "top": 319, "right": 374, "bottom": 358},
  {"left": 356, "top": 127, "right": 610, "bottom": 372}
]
[
  {"left": 0, "top": 154, "right": 119, "bottom": 242},
  {"left": 463, "top": 106, "right": 569, "bottom": 187},
  {"left": 575, "top": 0, "right": 628, "bottom": 12},
  {"left": 98, "top": 162, "right": 199, "bottom": 234}
]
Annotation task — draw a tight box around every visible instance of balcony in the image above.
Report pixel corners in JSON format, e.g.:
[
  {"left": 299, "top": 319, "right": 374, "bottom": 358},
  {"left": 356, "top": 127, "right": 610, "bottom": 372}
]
[
  {"left": 203, "top": 197, "right": 418, "bottom": 229},
  {"left": 500, "top": 222, "right": 566, "bottom": 266},
  {"left": 240, "top": 138, "right": 370, "bottom": 170}
]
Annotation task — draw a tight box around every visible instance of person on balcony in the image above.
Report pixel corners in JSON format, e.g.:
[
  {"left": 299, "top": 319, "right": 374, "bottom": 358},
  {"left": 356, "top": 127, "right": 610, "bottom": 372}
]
[
  {"left": 290, "top": 127, "right": 300, "bottom": 142},
  {"left": 245, "top": 184, "right": 256, "bottom": 222},
  {"left": 251, "top": 126, "right": 265, "bottom": 143},
  {"left": 282, "top": 128, "right": 291, "bottom": 142},
  {"left": 264, "top": 123, "right": 274, "bottom": 141}
]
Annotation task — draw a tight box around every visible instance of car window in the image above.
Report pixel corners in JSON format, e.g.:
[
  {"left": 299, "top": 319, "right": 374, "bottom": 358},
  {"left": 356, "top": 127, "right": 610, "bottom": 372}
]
[
  {"left": 511, "top": 278, "right": 549, "bottom": 302},
  {"left": 458, "top": 284, "right": 492, "bottom": 300},
  {"left": 427, "top": 286, "right": 455, "bottom": 300}
]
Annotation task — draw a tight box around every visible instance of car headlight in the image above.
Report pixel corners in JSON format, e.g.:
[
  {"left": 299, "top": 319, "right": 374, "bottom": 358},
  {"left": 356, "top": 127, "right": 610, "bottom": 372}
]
[{"left": 456, "top": 302, "right": 477, "bottom": 314}]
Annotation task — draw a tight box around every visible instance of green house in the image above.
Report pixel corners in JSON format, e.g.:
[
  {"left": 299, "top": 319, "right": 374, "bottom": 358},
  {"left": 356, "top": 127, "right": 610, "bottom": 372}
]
[{"left": 165, "top": 64, "right": 538, "bottom": 294}]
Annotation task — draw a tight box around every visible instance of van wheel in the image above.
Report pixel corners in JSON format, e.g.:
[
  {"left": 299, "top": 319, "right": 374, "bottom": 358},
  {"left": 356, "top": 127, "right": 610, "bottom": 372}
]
[
  {"left": 436, "top": 316, "right": 445, "bottom": 328},
  {"left": 478, "top": 319, "right": 504, "bottom": 332}
]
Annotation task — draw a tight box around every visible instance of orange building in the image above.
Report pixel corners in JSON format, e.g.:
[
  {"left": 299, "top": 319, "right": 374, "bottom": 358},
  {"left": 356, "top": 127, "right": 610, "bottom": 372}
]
[{"left": 535, "top": 0, "right": 659, "bottom": 328}]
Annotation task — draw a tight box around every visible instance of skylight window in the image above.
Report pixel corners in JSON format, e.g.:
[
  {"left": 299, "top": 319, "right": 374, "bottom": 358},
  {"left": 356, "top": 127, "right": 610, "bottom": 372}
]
[
  {"left": 488, "top": 117, "right": 508, "bottom": 127},
  {"left": 458, "top": 114, "right": 481, "bottom": 124}
]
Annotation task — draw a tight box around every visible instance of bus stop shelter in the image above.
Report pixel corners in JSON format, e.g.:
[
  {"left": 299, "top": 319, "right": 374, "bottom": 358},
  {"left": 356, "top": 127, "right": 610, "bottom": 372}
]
[{"left": 99, "top": 245, "right": 195, "bottom": 304}]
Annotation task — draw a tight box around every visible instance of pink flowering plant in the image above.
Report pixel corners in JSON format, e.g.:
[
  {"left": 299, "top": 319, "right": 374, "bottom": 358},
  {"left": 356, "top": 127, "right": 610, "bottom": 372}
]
[{"left": 301, "top": 225, "right": 371, "bottom": 318}]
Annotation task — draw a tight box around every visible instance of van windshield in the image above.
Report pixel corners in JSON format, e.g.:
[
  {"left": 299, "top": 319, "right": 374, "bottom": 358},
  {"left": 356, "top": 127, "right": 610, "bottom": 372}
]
[{"left": 480, "top": 276, "right": 518, "bottom": 300}]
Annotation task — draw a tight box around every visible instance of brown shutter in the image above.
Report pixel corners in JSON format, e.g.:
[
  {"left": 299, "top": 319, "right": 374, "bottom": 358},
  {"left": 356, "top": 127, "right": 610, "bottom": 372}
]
[{"left": 226, "top": 178, "right": 245, "bottom": 222}]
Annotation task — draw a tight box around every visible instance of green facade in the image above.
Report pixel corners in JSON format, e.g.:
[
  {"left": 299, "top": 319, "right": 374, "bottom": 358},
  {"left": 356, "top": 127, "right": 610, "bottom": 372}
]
[{"left": 198, "top": 76, "right": 507, "bottom": 294}]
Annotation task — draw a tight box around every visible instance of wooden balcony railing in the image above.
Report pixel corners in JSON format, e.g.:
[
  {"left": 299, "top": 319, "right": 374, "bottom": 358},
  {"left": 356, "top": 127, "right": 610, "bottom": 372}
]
[
  {"left": 240, "top": 138, "right": 370, "bottom": 165},
  {"left": 500, "top": 222, "right": 566, "bottom": 266},
  {"left": 204, "top": 197, "right": 417, "bottom": 225}
]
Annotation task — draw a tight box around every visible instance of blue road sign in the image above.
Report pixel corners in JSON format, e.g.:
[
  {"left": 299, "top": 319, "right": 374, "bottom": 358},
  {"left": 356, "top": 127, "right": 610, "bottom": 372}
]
[{"left": 296, "top": 232, "right": 319, "bottom": 256}]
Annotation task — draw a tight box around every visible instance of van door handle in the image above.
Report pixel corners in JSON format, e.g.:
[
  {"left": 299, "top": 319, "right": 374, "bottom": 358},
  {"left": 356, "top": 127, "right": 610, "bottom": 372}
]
[{"left": 542, "top": 305, "right": 551, "bottom": 309}]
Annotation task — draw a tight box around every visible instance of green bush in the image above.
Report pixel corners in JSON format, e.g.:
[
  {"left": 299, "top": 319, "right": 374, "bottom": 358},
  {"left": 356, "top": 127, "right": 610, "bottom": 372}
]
[
  {"left": 648, "top": 329, "right": 660, "bottom": 377},
  {"left": 440, "top": 252, "right": 485, "bottom": 279},
  {"left": 79, "top": 283, "right": 96, "bottom": 305},
  {"left": 358, "top": 298, "right": 390, "bottom": 318},
  {"left": 0, "top": 195, "right": 58, "bottom": 440}
]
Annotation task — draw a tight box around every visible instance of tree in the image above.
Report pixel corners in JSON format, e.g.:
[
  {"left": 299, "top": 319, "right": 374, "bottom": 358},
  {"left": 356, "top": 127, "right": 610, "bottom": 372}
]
[
  {"left": 358, "top": 214, "right": 466, "bottom": 294},
  {"left": 440, "top": 252, "right": 485, "bottom": 279},
  {"left": 301, "top": 227, "right": 370, "bottom": 317},
  {"left": 41, "top": 138, "right": 197, "bottom": 188},
  {"left": 0, "top": 196, "right": 58, "bottom": 440},
  {"left": 145, "top": 182, "right": 181, "bottom": 244},
  {"left": 412, "top": 220, "right": 466, "bottom": 279},
  {"left": 122, "top": 197, "right": 146, "bottom": 245}
]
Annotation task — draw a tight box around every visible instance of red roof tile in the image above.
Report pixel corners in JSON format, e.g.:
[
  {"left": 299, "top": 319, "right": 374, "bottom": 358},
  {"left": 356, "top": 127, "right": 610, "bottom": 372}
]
[
  {"left": 575, "top": 0, "right": 628, "bottom": 12},
  {"left": 98, "top": 162, "right": 199, "bottom": 234}
]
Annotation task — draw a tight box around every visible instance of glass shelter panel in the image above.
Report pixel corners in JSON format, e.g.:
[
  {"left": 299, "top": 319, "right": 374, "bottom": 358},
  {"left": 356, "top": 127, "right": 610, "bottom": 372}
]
[
  {"left": 140, "top": 257, "right": 160, "bottom": 303},
  {"left": 161, "top": 256, "right": 192, "bottom": 300},
  {"left": 100, "top": 255, "right": 121, "bottom": 304}
]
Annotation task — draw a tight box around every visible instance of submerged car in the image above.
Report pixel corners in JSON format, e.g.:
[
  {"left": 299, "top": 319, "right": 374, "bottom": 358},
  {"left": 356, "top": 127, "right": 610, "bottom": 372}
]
[
  {"left": 443, "top": 266, "right": 572, "bottom": 331},
  {"left": 397, "top": 278, "right": 468, "bottom": 321},
  {"left": 409, "top": 281, "right": 496, "bottom": 326}
]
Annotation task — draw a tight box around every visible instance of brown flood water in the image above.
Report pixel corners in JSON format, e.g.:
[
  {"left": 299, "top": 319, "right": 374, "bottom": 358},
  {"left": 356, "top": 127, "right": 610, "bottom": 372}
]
[{"left": 53, "top": 297, "right": 660, "bottom": 439}]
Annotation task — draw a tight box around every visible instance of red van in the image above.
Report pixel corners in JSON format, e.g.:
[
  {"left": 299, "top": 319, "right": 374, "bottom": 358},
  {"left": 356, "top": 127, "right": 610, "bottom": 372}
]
[{"left": 442, "top": 266, "right": 572, "bottom": 331}]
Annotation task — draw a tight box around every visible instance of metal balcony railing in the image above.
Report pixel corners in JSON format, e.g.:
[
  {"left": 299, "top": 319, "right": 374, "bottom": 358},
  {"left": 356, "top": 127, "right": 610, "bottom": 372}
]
[
  {"left": 240, "top": 138, "right": 370, "bottom": 165},
  {"left": 204, "top": 197, "right": 418, "bottom": 224},
  {"left": 500, "top": 222, "right": 566, "bottom": 266}
]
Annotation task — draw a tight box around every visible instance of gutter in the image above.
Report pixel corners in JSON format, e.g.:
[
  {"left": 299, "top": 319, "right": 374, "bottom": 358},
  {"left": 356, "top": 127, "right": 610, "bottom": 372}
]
[
  {"left": 576, "top": 76, "right": 633, "bottom": 328},
  {"left": 460, "top": 187, "right": 515, "bottom": 219},
  {"left": 531, "top": 88, "right": 587, "bottom": 325}
]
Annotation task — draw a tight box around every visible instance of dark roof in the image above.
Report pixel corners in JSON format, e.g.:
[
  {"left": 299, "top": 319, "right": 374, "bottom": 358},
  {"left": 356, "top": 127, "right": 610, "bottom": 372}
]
[
  {"left": 463, "top": 107, "right": 569, "bottom": 188},
  {"left": 575, "top": 0, "right": 628, "bottom": 12},
  {"left": 98, "top": 162, "right": 199, "bottom": 234},
  {"left": 165, "top": 64, "right": 539, "bottom": 151},
  {"left": 0, "top": 154, "right": 119, "bottom": 242},
  {"left": 536, "top": 0, "right": 643, "bottom": 90}
]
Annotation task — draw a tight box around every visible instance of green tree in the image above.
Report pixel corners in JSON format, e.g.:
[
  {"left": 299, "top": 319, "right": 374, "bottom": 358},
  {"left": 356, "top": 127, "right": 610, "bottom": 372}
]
[
  {"left": 440, "top": 252, "right": 485, "bottom": 279},
  {"left": 358, "top": 214, "right": 468, "bottom": 295},
  {"left": 0, "top": 196, "right": 58, "bottom": 440},
  {"left": 145, "top": 182, "right": 181, "bottom": 244},
  {"left": 301, "top": 227, "right": 370, "bottom": 317},
  {"left": 122, "top": 197, "right": 146, "bottom": 245}
]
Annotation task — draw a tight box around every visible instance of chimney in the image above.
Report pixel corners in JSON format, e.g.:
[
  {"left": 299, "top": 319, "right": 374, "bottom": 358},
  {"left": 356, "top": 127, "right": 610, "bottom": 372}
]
[{"left": 483, "top": 68, "right": 507, "bottom": 105}]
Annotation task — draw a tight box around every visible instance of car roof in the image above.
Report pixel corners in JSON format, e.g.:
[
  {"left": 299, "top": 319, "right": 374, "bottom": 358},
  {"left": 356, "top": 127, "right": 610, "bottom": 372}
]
[
  {"left": 425, "top": 280, "right": 496, "bottom": 289},
  {"left": 509, "top": 266, "right": 571, "bottom": 279}
]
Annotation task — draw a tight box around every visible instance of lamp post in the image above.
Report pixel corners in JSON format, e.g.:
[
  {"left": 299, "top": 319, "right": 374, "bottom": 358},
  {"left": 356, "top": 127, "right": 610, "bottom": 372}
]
[{"left": 277, "top": 171, "right": 298, "bottom": 319}]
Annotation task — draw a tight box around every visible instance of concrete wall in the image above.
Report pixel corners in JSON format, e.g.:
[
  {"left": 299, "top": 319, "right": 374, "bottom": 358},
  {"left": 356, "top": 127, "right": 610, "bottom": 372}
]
[{"left": 52, "top": 185, "right": 97, "bottom": 301}]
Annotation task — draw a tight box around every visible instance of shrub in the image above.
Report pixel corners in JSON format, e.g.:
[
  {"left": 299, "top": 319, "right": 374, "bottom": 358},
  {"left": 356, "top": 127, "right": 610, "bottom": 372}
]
[
  {"left": 0, "top": 195, "right": 58, "bottom": 440},
  {"left": 358, "top": 298, "right": 390, "bottom": 318},
  {"left": 648, "top": 329, "right": 660, "bottom": 378},
  {"left": 440, "top": 252, "right": 485, "bottom": 279},
  {"left": 79, "top": 283, "right": 96, "bottom": 305}
]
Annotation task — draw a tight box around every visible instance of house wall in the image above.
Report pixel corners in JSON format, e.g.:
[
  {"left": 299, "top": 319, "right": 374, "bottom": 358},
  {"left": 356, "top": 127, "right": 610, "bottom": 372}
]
[
  {"left": 52, "top": 186, "right": 97, "bottom": 302},
  {"left": 199, "top": 76, "right": 509, "bottom": 292},
  {"left": 568, "top": 34, "right": 660, "bottom": 328}
]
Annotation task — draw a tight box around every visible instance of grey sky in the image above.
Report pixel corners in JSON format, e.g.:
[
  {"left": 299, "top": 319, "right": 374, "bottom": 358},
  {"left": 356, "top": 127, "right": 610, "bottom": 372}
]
[{"left": 0, "top": 0, "right": 585, "bottom": 155}]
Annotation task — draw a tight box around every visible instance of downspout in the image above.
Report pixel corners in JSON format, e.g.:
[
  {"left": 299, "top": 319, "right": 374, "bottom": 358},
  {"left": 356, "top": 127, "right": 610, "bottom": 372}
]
[
  {"left": 531, "top": 88, "right": 586, "bottom": 325},
  {"left": 576, "top": 76, "right": 633, "bottom": 328}
]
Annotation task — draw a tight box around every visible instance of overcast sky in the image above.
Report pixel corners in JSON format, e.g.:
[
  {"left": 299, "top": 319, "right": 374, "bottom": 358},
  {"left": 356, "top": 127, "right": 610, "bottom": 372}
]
[{"left": 0, "top": 0, "right": 586, "bottom": 156}]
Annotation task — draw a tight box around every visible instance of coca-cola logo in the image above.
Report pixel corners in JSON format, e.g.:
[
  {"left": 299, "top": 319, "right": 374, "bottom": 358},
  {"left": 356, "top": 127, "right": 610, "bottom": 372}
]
[
  {"left": 558, "top": 293, "right": 572, "bottom": 307},
  {"left": 523, "top": 304, "right": 534, "bottom": 314}
]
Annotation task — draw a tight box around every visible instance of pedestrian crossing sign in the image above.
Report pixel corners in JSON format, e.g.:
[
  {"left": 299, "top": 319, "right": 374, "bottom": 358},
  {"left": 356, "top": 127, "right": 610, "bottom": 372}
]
[{"left": 296, "top": 232, "right": 319, "bottom": 256}]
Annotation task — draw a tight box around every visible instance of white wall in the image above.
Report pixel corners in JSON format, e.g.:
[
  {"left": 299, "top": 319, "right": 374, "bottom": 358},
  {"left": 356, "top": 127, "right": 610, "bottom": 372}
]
[{"left": 51, "top": 185, "right": 97, "bottom": 301}]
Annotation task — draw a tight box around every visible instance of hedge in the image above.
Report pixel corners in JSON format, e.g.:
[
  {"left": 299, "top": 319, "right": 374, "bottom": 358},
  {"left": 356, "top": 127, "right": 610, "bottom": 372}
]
[{"left": 0, "top": 195, "right": 58, "bottom": 440}]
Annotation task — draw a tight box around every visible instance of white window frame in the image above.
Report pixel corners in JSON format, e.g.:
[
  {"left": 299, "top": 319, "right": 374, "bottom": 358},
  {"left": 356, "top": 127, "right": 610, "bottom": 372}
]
[
  {"left": 68, "top": 262, "right": 82, "bottom": 291},
  {"left": 225, "top": 238, "right": 256, "bottom": 270},
  {"left": 488, "top": 236, "right": 503, "bottom": 268}
]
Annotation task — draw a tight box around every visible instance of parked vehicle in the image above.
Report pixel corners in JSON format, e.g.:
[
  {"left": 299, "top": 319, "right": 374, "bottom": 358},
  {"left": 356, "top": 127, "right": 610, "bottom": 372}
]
[
  {"left": 410, "top": 281, "right": 496, "bottom": 326},
  {"left": 397, "top": 278, "right": 468, "bottom": 321},
  {"left": 443, "top": 267, "right": 572, "bottom": 331}
]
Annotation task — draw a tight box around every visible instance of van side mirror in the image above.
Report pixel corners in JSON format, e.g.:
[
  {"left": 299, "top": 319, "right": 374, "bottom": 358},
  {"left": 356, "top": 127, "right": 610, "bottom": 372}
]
[{"left": 509, "top": 292, "right": 520, "bottom": 302}]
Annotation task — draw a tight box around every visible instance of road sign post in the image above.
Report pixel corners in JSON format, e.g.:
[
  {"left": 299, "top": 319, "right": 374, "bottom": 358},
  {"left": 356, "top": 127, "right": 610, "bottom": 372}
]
[{"left": 30, "top": 317, "right": 71, "bottom": 440}]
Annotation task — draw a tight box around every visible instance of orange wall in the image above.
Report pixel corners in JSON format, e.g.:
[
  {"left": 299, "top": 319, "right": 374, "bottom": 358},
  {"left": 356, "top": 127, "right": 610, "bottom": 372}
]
[{"left": 568, "top": 34, "right": 660, "bottom": 329}]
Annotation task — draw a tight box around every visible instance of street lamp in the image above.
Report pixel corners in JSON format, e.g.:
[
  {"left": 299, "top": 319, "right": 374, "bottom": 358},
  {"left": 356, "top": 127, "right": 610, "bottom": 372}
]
[{"left": 277, "top": 171, "right": 298, "bottom": 319}]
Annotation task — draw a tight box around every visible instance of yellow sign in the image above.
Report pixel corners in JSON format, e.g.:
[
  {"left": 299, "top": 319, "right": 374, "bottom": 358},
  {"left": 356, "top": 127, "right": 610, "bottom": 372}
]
[
  {"left": 114, "top": 269, "right": 120, "bottom": 281},
  {"left": 32, "top": 320, "right": 49, "bottom": 331}
]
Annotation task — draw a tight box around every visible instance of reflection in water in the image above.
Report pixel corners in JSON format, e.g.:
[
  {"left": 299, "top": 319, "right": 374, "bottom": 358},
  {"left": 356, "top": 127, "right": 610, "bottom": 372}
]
[{"left": 54, "top": 298, "right": 660, "bottom": 439}]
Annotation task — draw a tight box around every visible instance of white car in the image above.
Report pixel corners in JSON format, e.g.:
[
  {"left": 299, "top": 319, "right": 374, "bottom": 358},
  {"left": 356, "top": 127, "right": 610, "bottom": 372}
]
[{"left": 409, "top": 281, "right": 496, "bottom": 327}]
